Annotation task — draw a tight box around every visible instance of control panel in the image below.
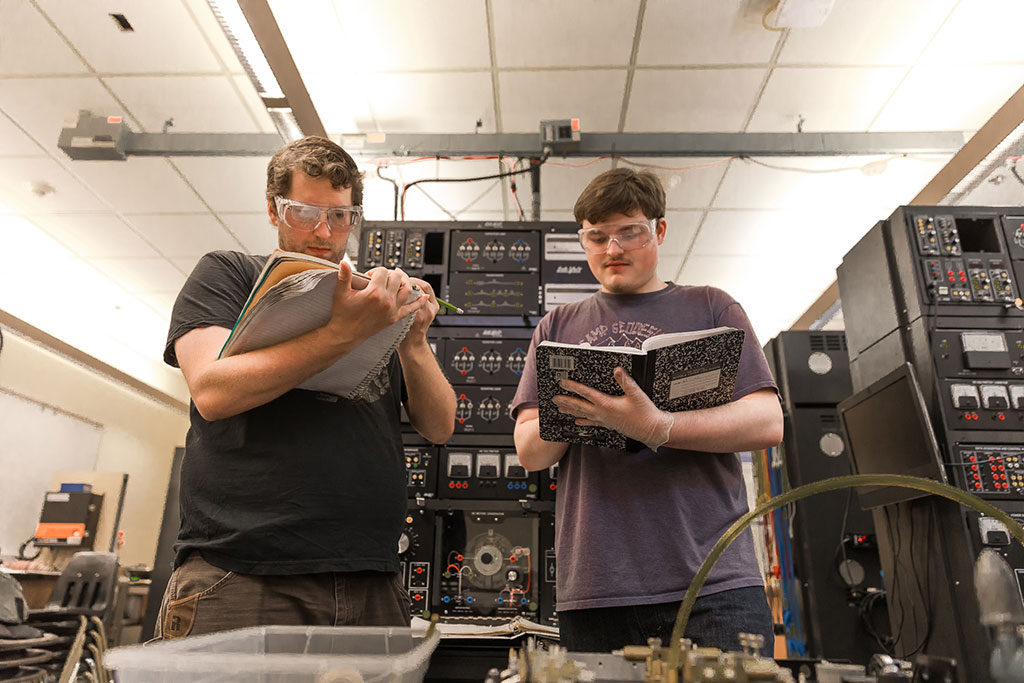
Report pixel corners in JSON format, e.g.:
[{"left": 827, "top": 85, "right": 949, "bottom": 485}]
[
  {"left": 404, "top": 446, "right": 438, "bottom": 498},
  {"left": 400, "top": 508, "right": 435, "bottom": 617},
  {"left": 539, "top": 511, "right": 557, "bottom": 627},
  {"left": 453, "top": 385, "right": 518, "bottom": 434},
  {"left": 953, "top": 446, "right": 1024, "bottom": 496},
  {"left": 439, "top": 447, "right": 538, "bottom": 500},
  {"left": 447, "top": 272, "right": 541, "bottom": 316},
  {"left": 540, "top": 225, "right": 600, "bottom": 313},
  {"left": 435, "top": 509, "right": 539, "bottom": 620},
  {"left": 449, "top": 230, "right": 540, "bottom": 273},
  {"left": 441, "top": 337, "right": 529, "bottom": 386},
  {"left": 538, "top": 463, "right": 559, "bottom": 501}
]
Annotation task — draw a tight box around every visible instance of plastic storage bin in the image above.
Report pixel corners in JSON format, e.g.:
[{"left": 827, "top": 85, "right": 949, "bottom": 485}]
[{"left": 105, "top": 626, "right": 439, "bottom": 683}]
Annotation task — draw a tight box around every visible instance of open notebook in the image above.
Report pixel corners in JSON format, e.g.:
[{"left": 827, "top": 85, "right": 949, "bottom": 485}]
[{"left": 219, "top": 250, "right": 421, "bottom": 401}]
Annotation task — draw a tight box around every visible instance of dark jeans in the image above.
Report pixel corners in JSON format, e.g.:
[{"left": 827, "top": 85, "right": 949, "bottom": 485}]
[
  {"left": 155, "top": 553, "right": 411, "bottom": 640},
  {"left": 557, "top": 586, "right": 774, "bottom": 655}
]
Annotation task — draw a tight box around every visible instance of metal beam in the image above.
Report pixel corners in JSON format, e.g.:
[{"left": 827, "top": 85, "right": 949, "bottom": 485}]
[
  {"left": 58, "top": 118, "right": 967, "bottom": 160},
  {"left": 237, "top": 0, "right": 326, "bottom": 138}
]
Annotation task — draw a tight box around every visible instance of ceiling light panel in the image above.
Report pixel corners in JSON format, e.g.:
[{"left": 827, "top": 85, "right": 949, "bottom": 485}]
[
  {"left": 0, "top": 77, "right": 132, "bottom": 154},
  {"left": 30, "top": 213, "right": 161, "bottom": 259},
  {"left": 920, "top": 0, "right": 1024, "bottom": 65},
  {"left": 778, "top": 0, "right": 956, "bottom": 65},
  {"left": 500, "top": 70, "right": 628, "bottom": 133},
  {"left": 172, "top": 157, "right": 272, "bottom": 213},
  {"left": 104, "top": 75, "right": 265, "bottom": 133},
  {"left": 625, "top": 69, "right": 766, "bottom": 132},
  {"left": 0, "top": 2, "right": 88, "bottom": 75},
  {"left": 871, "top": 64, "right": 1024, "bottom": 132},
  {"left": 746, "top": 67, "right": 905, "bottom": 132},
  {"left": 492, "top": 0, "right": 640, "bottom": 68},
  {"left": 184, "top": 0, "right": 250, "bottom": 74},
  {"left": 124, "top": 214, "right": 243, "bottom": 258},
  {"left": 35, "top": 0, "right": 222, "bottom": 73},
  {"left": 637, "top": 0, "right": 778, "bottom": 66},
  {"left": 70, "top": 158, "right": 207, "bottom": 214},
  {"left": 300, "top": 71, "right": 374, "bottom": 133}
]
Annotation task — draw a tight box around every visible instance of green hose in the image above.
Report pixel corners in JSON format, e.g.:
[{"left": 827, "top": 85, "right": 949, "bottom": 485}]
[{"left": 667, "top": 473, "right": 1024, "bottom": 668}]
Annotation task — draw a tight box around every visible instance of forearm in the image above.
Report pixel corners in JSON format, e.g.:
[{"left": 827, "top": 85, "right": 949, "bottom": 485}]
[
  {"left": 663, "top": 390, "right": 783, "bottom": 453},
  {"left": 513, "top": 410, "right": 569, "bottom": 471},
  {"left": 188, "top": 326, "right": 358, "bottom": 421},
  {"left": 400, "top": 338, "right": 456, "bottom": 444}
]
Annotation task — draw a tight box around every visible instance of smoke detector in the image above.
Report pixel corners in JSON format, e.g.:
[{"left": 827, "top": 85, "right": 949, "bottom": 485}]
[{"left": 770, "top": 0, "right": 836, "bottom": 28}]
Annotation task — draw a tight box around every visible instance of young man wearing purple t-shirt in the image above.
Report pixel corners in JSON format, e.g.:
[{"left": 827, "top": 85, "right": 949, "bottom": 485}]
[{"left": 510, "top": 168, "right": 783, "bottom": 654}]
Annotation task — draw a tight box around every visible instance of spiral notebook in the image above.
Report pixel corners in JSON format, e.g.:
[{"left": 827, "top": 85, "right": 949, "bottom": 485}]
[{"left": 219, "top": 250, "right": 420, "bottom": 401}]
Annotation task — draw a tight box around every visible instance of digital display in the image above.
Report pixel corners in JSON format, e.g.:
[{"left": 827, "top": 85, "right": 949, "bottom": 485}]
[{"left": 962, "top": 331, "right": 1007, "bottom": 353}]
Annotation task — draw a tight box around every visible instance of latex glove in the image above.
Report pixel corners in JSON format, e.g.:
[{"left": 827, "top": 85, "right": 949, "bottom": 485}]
[{"left": 553, "top": 367, "right": 675, "bottom": 451}]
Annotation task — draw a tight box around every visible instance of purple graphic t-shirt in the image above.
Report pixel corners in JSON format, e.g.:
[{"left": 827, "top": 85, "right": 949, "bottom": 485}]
[{"left": 510, "top": 283, "right": 777, "bottom": 611}]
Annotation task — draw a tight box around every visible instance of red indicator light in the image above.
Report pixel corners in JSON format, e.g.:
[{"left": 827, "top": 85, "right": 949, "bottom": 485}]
[
  {"left": 107, "top": 116, "right": 122, "bottom": 124},
  {"left": 571, "top": 118, "right": 580, "bottom": 131}
]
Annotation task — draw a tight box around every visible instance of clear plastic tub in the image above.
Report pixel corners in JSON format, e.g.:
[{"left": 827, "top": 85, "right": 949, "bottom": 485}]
[{"left": 105, "top": 626, "right": 439, "bottom": 683}]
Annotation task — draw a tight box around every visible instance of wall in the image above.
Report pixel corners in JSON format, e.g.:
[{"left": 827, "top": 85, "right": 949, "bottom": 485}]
[{"left": 0, "top": 327, "right": 189, "bottom": 568}]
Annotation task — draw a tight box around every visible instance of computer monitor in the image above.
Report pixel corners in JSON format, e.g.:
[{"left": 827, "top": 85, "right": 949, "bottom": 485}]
[{"left": 837, "top": 363, "right": 947, "bottom": 510}]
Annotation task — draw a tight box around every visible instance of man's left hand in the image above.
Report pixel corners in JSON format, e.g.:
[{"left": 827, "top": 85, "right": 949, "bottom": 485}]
[
  {"left": 399, "top": 274, "right": 439, "bottom": 349},
  {"left": 552, "top": 367, "right": 674, "bottom": 451}
]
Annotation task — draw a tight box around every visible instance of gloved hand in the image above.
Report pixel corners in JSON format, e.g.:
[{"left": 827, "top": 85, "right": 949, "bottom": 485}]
[{"left": 553, "top": 367, "right": 675, "bottom": 451}]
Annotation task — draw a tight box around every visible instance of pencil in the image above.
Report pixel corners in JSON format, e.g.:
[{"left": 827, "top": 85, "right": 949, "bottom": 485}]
[{"left": 351, "top": 269, "right": 464, "bottom": 314}]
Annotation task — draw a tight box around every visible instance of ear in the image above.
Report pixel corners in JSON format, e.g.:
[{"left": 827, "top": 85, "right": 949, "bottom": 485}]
[
  {"left": 267, "top": 198, "right": 279, "bottom": 228},
  {"left": 655, "top": 217, "right": 667, "bottom": 245}
]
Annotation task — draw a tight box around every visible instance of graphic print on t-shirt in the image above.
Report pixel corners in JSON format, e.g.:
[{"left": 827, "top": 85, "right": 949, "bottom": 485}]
[{"left": 579, "top": 320, "right": 664, "bottom": 348}]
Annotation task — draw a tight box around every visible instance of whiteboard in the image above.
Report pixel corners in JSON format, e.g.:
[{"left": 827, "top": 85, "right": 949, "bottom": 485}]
[{"left": 0, "top": 390, "right": 103, "bottom": 558}]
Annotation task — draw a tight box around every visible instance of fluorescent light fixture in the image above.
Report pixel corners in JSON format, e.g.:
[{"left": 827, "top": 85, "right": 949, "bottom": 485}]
[
  {"left": 0, "top": 214, "right": 187, "bottom": 401},
  {"left": 267, "top": 107, "right": 303, "bottom": 142},
  {"left": 207, "top": 0, "right": 285, "bottom": 100}
]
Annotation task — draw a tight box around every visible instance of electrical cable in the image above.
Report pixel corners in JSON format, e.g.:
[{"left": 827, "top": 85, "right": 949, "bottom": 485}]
[
  {"left": 667, "top": 473, "right": 1024, "bottom": 669},
  {"left": 762, "top": 0, "right": 784, "bottom": 32},
  {"left": 376, "top": 166, "right": 399, "bottom": 221},
  {"left": 399, "top": 156, "right": 547, "bottom": 220},
  {"left": 509, "top": 159, "right": 526, "bottom": 221},
  {"left": 1010, "top": 158, "right": 1024, "bottom": 188},
  {"left": 17, "top": 536, "right": 41, "bottom": 561}
]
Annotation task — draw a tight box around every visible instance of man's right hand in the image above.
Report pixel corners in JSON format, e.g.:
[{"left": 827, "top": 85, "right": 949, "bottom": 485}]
[{"left": 326, "top": 262, "right": 427, "bottom": 348}]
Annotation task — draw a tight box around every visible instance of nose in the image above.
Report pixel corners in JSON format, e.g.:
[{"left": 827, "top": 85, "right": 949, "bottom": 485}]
[
  {"left": 605, "top": 237, "right": 626, "bottom": 255},
  {"left": 312, "top": 214, "right": 333, "bottom": 237}
]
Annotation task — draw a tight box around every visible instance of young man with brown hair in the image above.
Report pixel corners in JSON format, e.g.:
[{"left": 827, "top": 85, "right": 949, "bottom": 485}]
[
  {"left": 511, "top": 167, "right": 783, "bottom": 653},
  {"left": 157, "top": 136, "right": 455, "bottom": 638}
]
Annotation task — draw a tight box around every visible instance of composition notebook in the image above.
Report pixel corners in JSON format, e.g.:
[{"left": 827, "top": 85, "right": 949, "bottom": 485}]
[
  {"left": 219, "top": 249, "right": 421, "bottom": 401},
  {"left": 536, "top": 326, "right": 745, "bottom": 451}
]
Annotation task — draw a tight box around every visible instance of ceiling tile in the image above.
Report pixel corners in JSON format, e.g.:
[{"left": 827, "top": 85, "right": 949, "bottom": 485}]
[
  {"left": 653, "top": 157, "right": 732, "bottom": 208},
  {"left": 125, "top": 213, "right": 244, "bottom": 258},
  {"left": 104, "top": 75, "right": 263, "bottom": 134},
  {"left": 492, "top": 0, "right": 640, "bottom": 68},
  {"left": 90, "top": 257, "right": 187, "bottom": 293},
  {"left": 540, "top": 158, "right": 616, "bottom": 211},
  {"left": 871, "top": 65, "right": 1024, "bottom": 132},
  {"left": 137, "top": 290, "right": 179, "bottom": 320},
  {"left": 218, "top": 213, "right": 277, "bottom": 255},
  {"left": 231, "top": 74, "right": 276, "bottom": 133},
  {"left": 661, "top": 210, "right": 702, "bottom": 256},
  {"left": 183, "top": 0, "right": 248, "bottom": 74},
  {"left": 500, "top": 70, "right": 627, "bottom": 133},
  {"left": 398, "top": 160, "right": 506, "bottom": 219},
  {"left": 35, "top": 0, "right": 221, "bottom": 73},
  {"left": 0, "top": 114, "right": 45, "bottom": 156},
  {"left": 778, "top": 0, "right": 957, "bottom": 65},
  {"left": 0, "top": 158, "right": 107, "bottom": 213},
  {"left": 304, "top": 71, "right": 375, "bottom": 132},
  {"left": 30, "top": 213, "right": 160, "bottom": 258},
  {"left": 70, "top": 157, "right": 207, "bottom": 214},
  {"left": 0, "top": 2, "right": 88, "bottom": 75},
  {"left": 278, "top": 0, "right": 491, "bottom": 72},
  {"left": 172, "top": 157, "right": 271, "bottom": 213},
  {"left": 658, "top": 255, "right": 683, "bottom": 283},
  {"left": 625, "top": 69, "right": 766, "bottom": 132},
  {"left": 361, "top": 72, "right": 495, "bottom": 134},
  {"left": 747, "top": 67, "right": 906, "bottom": 132},
  {"left": 920, "top": 0, "right": 1024, "bottom": 65},
  {"left": 637, "top": 0, "right": 778, "bottom": 65},
  {"left": 712, "top": 155, "right": 949, "bottom": 212},
  {"left": 0, "top": 77, "right": 131, "bottom": 155}
]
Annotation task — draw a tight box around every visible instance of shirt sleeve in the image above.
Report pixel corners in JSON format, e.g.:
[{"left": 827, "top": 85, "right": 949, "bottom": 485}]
[
  {"left": 713, "top": 296, "right": 779, "bottom": 401},
  {"left": 164, "top": 252, "right": 257, "bottom": 368}
]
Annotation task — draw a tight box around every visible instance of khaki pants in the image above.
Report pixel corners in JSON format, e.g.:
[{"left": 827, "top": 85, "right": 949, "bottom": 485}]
[{"left": 155, "top": 553, "right": 411, "bottom": 640}]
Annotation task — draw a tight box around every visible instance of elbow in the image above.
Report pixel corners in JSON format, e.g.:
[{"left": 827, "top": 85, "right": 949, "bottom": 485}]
[
  {"left": 760, "top": 414, "right": 784, "bottom": 449},
  {"left": 423, "top": 422, "right": 454, "bottom": 445},
  {"left": 190, "top": 388, "right": 239, "bottom": 422}
]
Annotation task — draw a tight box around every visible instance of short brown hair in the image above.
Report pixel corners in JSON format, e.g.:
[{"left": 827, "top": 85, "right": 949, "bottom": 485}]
[
  {"left": 573, "top": 167, "right": 665, "bottom": 224},
  {"left": 266, "top": 136, "right": 364, "bottom": 205}
]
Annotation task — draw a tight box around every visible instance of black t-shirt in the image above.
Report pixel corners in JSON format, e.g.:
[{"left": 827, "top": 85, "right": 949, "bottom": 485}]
[{"left": 165, "top": 251, "right": 407, "bottom": 575}]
